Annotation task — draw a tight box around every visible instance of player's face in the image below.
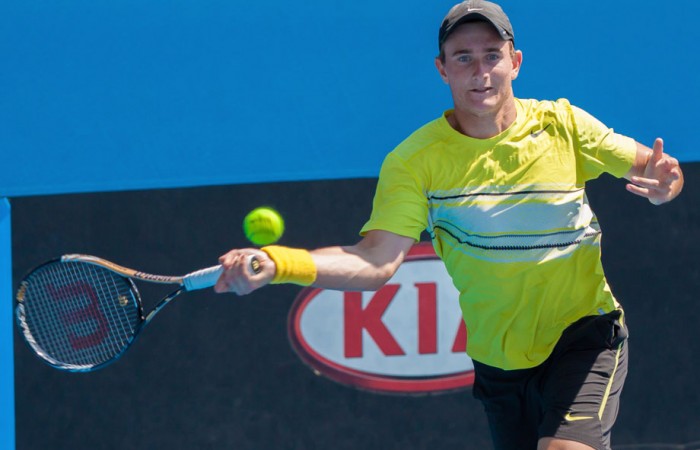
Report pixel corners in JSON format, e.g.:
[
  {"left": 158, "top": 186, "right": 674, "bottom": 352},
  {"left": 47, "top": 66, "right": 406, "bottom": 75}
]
[{"left": 436, "top": 21, "right": 522, "bottom": 119}]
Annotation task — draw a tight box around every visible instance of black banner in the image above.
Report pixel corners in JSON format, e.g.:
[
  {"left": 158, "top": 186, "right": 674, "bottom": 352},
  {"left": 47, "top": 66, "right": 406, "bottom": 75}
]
[{"left": 12, "top": 165, "right": 700, "bottom": 449}]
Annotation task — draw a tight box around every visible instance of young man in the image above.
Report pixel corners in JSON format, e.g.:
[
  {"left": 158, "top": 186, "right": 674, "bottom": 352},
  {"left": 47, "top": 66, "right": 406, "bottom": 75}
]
[{"left": 215, "top": 1, "right": 684, "bottom": 449}]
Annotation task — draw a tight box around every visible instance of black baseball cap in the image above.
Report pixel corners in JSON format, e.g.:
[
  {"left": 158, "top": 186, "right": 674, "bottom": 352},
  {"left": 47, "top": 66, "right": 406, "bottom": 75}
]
[{"left": 438, "top": 0, "right": 514, "bottom": 50}]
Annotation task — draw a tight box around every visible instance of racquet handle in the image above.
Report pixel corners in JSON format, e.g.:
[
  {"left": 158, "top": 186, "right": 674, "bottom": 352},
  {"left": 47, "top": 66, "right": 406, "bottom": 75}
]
[
  {"left": 182, "top": 256, "right": 261, "bottom": 291},
  {"left": 183, "top": 265, "right": 223, "bottom": 290}
]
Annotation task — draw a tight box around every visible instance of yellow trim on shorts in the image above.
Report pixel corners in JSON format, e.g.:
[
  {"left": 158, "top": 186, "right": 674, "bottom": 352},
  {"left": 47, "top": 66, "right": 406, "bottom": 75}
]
[{"left": 597, "top": 342, "right": 623, "bottom": 420}]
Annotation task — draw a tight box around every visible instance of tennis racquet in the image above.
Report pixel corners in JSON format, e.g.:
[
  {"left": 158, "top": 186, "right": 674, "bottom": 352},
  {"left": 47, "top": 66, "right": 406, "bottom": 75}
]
[{"left": 15, "top": 254, "right": 260, "bottom": 372}]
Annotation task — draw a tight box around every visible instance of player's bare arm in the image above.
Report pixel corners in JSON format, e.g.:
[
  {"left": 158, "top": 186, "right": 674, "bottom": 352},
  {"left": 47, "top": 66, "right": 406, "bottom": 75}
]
[
  {"left": 215, "top": 230, "right": 414, "bottom": 295},
  {"left": 625, "top": 137, "right": 684, "bottom": 205},
  {"left": 311, "top": 230, "right": 415, "bottom": 291}
]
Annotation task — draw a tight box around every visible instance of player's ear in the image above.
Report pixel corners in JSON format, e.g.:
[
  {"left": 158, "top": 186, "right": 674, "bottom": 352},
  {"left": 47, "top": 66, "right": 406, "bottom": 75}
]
[
  {"left": 511, "top": 49, "right": 523, "bottom": 80},
  {"left": 435, "top": 56, "right": 449, "bottom": 84}
]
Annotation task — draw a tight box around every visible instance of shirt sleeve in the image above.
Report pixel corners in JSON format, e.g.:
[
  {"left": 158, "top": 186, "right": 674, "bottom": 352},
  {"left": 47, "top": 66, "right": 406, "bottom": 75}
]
[
  {"left": 360, "top": 152, "right": 428, "bottom": 241},
  {"left": 571, "top": 104, "right": 637, "bottom": 181}
]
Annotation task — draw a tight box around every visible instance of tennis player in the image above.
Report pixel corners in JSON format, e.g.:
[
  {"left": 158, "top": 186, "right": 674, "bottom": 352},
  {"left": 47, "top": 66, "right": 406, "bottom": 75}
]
[{"left": 215, "top": 1, "right": 684, "bottom": 449}]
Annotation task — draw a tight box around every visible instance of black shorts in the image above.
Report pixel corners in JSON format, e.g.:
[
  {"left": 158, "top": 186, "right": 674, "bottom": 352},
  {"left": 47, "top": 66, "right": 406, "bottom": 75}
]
[{"left": 472, "top": 310, "right": 628, "bottom": 450}]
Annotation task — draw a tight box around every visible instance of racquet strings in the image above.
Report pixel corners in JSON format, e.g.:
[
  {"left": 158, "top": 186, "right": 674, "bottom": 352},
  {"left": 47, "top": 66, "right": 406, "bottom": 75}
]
[{"left": 18, "top": 261, "right": 141, "bottom": 370}]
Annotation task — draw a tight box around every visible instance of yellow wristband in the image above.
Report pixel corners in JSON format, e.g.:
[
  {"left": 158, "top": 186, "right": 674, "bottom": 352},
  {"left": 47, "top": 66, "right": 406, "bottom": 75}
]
[{"left": 261, "top": 245, "right": 317, "bottom": 286}]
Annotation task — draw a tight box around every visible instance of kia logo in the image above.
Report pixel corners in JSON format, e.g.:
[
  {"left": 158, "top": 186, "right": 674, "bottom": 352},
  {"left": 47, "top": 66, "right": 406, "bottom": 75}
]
[{"left": 288, "top": 242, "right": 474, "bottom": 394}]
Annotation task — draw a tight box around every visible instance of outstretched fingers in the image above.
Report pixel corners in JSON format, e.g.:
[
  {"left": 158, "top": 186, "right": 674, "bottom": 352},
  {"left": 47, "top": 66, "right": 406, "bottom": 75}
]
[{"left": 627, "top": 137, "right": 682, "bottom": 205}]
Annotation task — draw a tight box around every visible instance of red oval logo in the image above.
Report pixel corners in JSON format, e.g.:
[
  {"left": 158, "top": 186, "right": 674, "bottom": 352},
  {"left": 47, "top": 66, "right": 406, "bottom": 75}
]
[{"left": 287, "top": 242, "right": 474, "bottom": 394}]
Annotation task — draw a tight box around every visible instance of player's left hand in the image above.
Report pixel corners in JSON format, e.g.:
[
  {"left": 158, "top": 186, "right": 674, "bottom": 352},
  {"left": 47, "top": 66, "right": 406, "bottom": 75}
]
[{"left": 626, "top": 138, "right": 683, "bottom": 205}]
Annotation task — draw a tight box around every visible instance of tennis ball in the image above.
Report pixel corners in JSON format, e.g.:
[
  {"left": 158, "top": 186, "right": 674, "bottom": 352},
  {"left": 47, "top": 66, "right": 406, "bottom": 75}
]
[{"left": 243, "top": 207, "right": 285, "bottom": 246}]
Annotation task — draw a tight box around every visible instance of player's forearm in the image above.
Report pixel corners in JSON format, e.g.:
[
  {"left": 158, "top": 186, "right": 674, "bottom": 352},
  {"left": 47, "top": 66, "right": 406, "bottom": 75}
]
[
  {"left": 310, "top": 245, "right": 402, "bottom": 291},
  {"left": 623, "top": 142, "right": 653, "bottom": 180}
]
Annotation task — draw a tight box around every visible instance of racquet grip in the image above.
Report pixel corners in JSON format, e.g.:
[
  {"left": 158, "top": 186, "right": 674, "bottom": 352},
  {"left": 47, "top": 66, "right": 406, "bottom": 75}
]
[
  {"left": 183, "top": 265, "right": 223, "bottom": 290},
  {"left": 182, "top": 256, "right": 262, "bottom": 291}
]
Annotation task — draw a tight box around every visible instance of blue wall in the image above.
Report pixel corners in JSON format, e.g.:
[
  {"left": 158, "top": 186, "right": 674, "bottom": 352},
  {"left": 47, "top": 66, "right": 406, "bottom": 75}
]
[{"left": 1, "top": 0, "right": 699, "bottom": 197}]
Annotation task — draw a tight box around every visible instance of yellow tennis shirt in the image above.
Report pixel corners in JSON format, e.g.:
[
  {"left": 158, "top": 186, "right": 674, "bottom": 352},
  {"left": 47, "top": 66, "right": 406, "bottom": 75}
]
[{"left": 361, "top": 98, "right": 637, "bottom": 370}]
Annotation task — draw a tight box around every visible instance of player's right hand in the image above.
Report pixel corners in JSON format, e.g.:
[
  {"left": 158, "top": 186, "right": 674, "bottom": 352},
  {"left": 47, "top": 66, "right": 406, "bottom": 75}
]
[{"left": 214, "top": 249, "right": 275, "bottom": 295}]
